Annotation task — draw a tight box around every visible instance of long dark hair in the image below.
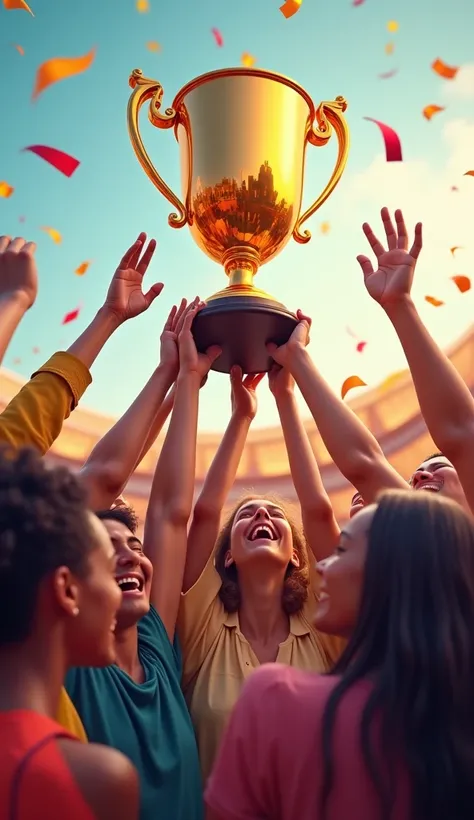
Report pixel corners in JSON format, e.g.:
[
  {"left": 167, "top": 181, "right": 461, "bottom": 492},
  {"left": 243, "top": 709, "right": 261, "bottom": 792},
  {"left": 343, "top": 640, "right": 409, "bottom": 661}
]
[{"left": 321, "top": 490, "right": 474, "bottom": 819}]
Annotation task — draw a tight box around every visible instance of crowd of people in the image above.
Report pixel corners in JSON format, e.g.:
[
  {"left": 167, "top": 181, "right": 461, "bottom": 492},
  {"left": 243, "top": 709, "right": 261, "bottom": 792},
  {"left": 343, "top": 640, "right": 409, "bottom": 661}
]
[{"left": 1, "top": 208, "right": 474, "bottom": 820}]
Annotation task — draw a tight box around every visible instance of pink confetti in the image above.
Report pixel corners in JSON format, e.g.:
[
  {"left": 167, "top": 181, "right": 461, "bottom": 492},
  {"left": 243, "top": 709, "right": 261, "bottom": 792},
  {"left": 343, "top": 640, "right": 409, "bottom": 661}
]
[
  {"left": 356, "top": 341, "right": 367, "bottom": 353},
  {"left": 62, "top": 307, "right": 80, "bottom": 325},
  {"left": 378, "top": 68, "right": 398, "bottom": 79},
  {"left": 211, "top": 27, "right": 223, "bottom": 47},
  {"left": 352, "top": 0, "right": 365, "bottom": 5},
  {"left": 32, "top": 346, "right": 40, "bottom": 354},
  {"left": 22, "top": 145, "right": 80, "bottom": 177},
  {"left": 364, "top": 117, "right": 403, "bottom": 162}
]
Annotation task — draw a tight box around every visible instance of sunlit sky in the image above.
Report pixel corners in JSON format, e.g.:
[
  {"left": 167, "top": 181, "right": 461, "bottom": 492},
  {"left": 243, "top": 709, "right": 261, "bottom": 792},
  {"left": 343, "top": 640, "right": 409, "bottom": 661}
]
[{"left": 1, "top": 0, "right": 474, "bottom": 431}]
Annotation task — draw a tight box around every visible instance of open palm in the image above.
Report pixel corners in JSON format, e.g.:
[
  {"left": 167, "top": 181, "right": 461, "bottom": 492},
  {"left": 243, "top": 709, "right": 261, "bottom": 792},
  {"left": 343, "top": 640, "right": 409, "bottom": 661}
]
[
  {"left": 357, "top": 207, "right": 423, "bottom": 306},
  {"left": 105, "top": 233, "right": 163, "bottom": 322}
]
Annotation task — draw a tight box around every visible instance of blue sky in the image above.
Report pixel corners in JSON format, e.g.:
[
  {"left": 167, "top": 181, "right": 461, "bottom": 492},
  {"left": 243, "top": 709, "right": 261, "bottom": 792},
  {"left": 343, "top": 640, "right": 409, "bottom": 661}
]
[{"left": 1, "top": 0, "right": 474, "bottom": 430}]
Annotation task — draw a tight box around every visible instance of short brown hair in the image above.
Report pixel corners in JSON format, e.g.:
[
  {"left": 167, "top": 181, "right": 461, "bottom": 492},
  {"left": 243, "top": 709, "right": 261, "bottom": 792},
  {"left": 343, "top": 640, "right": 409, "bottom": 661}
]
[{"left": 214, "top": 494, "right": 310, "bottom": 615}]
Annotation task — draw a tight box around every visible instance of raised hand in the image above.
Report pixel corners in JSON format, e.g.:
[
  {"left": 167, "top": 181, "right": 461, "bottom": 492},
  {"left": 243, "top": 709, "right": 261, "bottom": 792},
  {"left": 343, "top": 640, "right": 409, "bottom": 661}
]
[
  {"left": 177, "top": 300, "right": 222, "bottom": 378},
  {"left": 230, "top": 366, "right": 264, "bottom": 421},
  {"left": 104, "top": 233, "right": 163, "bottom": 322},
  {"left": 159, "top": 298, "right": 188, "bottom": 375},
  {"left": 0, "top": 236, "right": 38, "bottom": 310},
  {"left": 268, "top": 362, "right": 295, "bottom": 398},
  {"left": 356, "top": 207, "right": 423, "bottom": 307},
  {"left": 267, "top": 309, "right": 311, "bottom": 369}
]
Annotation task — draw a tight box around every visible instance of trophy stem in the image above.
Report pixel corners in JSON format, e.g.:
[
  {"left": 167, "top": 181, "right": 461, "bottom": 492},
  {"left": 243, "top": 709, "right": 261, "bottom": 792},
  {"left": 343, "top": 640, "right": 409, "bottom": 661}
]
[{"left": 222, "top": 246, "right": 260, "bottom": 290}]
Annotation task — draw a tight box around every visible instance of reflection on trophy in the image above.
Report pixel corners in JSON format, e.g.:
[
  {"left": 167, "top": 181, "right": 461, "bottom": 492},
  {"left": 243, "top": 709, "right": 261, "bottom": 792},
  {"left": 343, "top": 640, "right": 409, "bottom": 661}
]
[{"left": 127, "top": 67, "right": 350, "bottom": 373}]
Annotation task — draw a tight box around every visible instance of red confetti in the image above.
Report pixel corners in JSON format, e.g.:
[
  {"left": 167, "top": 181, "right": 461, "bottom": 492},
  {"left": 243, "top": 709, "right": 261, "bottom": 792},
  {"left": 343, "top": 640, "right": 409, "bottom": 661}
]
[
  {"left": 356, "top": 341, "right": 367, "bottom": 353},
  {"left": 378, "top": 68, "right": 398, "bottom": 79},
  {"left": 352, "top": 0, "right": 365, "bottom": 5},
  {"left": 364, "top": 117, "right": 403, "bottom": 162},
  {"left": 211, "top": 28, "right": 223, "bottom": 47},
  {"left": 22, "top": 145, "right": 80, "bottom": 177},
  {"left": 62, "top": 307, "right": 80, "bottom": 325}
]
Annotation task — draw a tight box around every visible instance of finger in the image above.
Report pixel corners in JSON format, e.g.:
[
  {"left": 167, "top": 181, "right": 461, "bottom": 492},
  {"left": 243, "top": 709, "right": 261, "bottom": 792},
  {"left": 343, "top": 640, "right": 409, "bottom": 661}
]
[
  {"left": 231, "top": 365, "right": 243, "bottom": 381},
  {"left": 119, "top": 238, "right": 143, "bottom": 270},
  {"left": 248, "top": 372, "right": 265, "bottom": 389},
  {"left": 163, "top": 304, "right": 177, "bottom": 332},
  {"left": 144, "top": 282, "right": 164, "bottom": 307},
  {"left": 362, "top": 223, "right": 385, "bottom": 258},
  {"left": 200, "top": 374, "right": 208, "bottom": 389},
  {"left": 394, "top": 209, "right": 408, "bottom": 250},
  {"left": 176, "top": 298, "right": 199, "bottom": 336},
  {"left": 0, "top": 236, "right": 11, "bottom": 253},
  {"left": 206, "top": 345, "right": 222, "bottom": 365},
  {"left": 180, "top": 303, "right": 199, "bottom": 335},
  {"left": 356, "top": 255, "right": 375, "bottom": 277},
  {"left": 296, "top": 309, "right": 312, "bottom": 328},
  {"left": 137, "top": 238, "right": 157, "bottom": 275},
  {"left": 409, "top": 222, "right": 423, "bottom": 260},
  {"left": 7, "top": 237, "right": 26, "bottom": 253},
  {"left": 172, "top": 298, "right": 187, "bottom": 331},
  {"left": 381, "top": 207, "right": 397, "bottom": 250},
  {"left": 266, "top": 342, "right": 278, "bottom": 357},
  {"left": 21, "top": 241, "right": 36, "bottom": 255}
]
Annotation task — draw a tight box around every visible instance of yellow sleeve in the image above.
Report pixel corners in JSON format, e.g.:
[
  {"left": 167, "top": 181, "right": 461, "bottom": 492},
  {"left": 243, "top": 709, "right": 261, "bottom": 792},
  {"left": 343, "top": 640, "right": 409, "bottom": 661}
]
[
  {"left": 177, "top": 553, "right": 226, "bottom": 689},
  {"left": 0, "top": 352, "right": 91, "bottom": 455},
  {"left": 305, "top": 560, "right": 347, "bottom": 664},
  {"left": 56, "top": 687, "right": 88, "bottom": 742}
]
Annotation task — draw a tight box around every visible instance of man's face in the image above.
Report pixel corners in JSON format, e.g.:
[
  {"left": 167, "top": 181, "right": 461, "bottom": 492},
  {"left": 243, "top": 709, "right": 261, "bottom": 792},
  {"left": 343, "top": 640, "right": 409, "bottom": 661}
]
[{"left": 101, "top": 518, "right": 153, "bottom": 630}]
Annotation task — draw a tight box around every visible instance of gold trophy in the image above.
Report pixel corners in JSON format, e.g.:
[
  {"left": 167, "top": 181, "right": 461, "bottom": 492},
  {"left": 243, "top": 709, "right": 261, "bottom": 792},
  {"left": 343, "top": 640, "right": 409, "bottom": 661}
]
[{"left": 127, "top": 67, "right": 349, "bottom": 373}]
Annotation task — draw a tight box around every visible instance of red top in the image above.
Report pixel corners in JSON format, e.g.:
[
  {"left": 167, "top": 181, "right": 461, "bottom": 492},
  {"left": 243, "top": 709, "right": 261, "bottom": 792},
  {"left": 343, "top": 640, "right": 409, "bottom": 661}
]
[{"left": 0, "top": 710, "right": 94, "bottom": 820}]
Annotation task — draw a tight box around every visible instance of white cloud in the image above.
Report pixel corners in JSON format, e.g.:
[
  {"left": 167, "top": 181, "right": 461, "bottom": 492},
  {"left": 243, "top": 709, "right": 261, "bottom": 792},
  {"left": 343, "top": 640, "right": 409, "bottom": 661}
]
[{"left": 441, "top": 64, "right": 474, "bottom": 100}]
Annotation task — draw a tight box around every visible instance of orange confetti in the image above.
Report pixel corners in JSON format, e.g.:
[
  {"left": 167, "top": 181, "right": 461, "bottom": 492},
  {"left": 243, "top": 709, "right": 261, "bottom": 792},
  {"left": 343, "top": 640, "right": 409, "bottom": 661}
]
[
  {"left": 432, "top": 58, "right": 459, "bottom": 80},
  {"left": 241, "top": 52, "right": 255, "bottom": 67},
  {"left": 451, "top": 275, "right": 471, "bottom": 294},
  {"left": 40, "top": 227, "right": 62, "bottom": 244},
  {"left": 450, "top": 246, "right": 462, "bottom": 257},
  {"left": 0, "top": 182, "right": 14, "bottom": 198},
  {"left": 14, "top": 44, "right": 25, "bottom": 55},
  {"left": 32, "top": 49, "right": 96, "bottom": 101},
  {"left": 146, "top": 41, "right": 160, "bottom": 52},
  {"left": 464, "top": 171, "right": 474, "bottom": 177},
  {"left": 136, "top": 0, "right": 149, "bottom": 10},
  {"left": 75, "top": 261, "right": 91, "bottom": 276},
  {"left": 341, "top": 375, "right": 367, "bottom": 400},
  {"left": 3, "top": 0, "right": 34, "bottom": 14},
  {"left": 425, "top": 295, "right": 444, "bottom": 307},
  {"left": 280, "top": 0, "right": 302, "bottom": 18},
  {"left": 320, "top": 221, "right": 330, "bottom": 234},
  {"left": 385, "top": 42, "right": 394, "bottom": 55},
  {"left": 387, "top": 20, "right": 399, "bottom": 32},
  {"left": 423, "top": 104, "right": 444, "bottom": 120}
]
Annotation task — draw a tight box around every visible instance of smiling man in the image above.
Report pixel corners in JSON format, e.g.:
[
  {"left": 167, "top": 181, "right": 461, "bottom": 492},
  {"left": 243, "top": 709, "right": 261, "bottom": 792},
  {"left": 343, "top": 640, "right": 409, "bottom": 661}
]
[{"left": 409, "top": 452, "right": 469, "bottom": 510}]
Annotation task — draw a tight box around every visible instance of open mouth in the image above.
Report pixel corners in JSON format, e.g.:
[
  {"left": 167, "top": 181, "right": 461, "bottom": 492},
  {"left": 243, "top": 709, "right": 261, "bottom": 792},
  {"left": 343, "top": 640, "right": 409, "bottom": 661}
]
[
  {"left": 415, "top": 482, "right": 443, "bottom": 492},
  {"left": 116, "top": 575, "right": 144, "bottom": 594},
  {"left": 246, "top": 522, "right": 278, "bottom": 542}
]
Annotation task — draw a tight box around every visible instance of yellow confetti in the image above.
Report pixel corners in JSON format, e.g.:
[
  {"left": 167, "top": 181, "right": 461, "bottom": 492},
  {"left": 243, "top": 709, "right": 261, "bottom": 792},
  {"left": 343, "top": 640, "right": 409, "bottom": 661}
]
[
  {"left": 75, "top": 261, "right": 91, "bottom": 276},
  {"left": 146, "top": 41, "right": 160, "bottom": 52},
  {"left": 387, "top": 20, "right": 399, "bottom": 32},
  {"left": 450, "top": 246, "right": 462, "bottom": 257},
  {"left": 341, "top": 375, "right": 367, "bottom": 400},
  {"left": 279, "top": 0, "right": 302, "bottom": 18},
  {"left": 0, "top": 182, "right": 14, "bottom": 198},
  {"left": 320, "top": 222, "right": 330, "bottom": 234},
  {"left": 32, "top": 49, "right": 96, "bottom": 101},
  {"left": 241, "top": 52, "right": 255, "bottom": 67},
  {"left": 385, "top": 42, "right": 394, "bottom": 55},
  {"left": 136, "top": 0, "right": 149, "bottom": 11},
  {"left": 3, "top": 0, "right": 34, "bottom": 14},
  {"left": 40, "top": 227, "right": 62, "bottom": 244},
  {"left": 422, "top": 104, "right": 445, "bottom": 121}
]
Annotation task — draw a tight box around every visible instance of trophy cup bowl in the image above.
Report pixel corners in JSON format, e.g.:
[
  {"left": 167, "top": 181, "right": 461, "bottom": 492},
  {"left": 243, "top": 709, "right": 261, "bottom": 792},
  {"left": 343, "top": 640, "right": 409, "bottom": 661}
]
[{"left": 127, "top": 67, "right": 349, "bottom": 373}]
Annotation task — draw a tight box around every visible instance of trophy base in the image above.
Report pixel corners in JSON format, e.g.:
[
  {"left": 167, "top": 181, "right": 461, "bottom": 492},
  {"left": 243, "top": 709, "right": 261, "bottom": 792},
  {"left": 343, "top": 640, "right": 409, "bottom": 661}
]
[{"left": 192, "top": 295, "right": 298, "bottom": 374}]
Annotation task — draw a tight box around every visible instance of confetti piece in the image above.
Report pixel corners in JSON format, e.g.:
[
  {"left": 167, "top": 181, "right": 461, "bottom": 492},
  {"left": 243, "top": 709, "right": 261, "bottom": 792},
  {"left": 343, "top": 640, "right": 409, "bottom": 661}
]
[
  {"left": 450, "top": 246, "right": 462, "bottom": 257},
  {"left": 432, "top": 58, "right": 459, "bottom": 80},
  {"left": 241, "top": 52, "right": 255, "bottom": 67},
  {"left": 385, "top": 42, "right": 394, "bottom": 56},
  {"left": 425, "top": 295, "right": 444, "bottom": 307},
  {"left": 136, "top": 0, "right": 149, "bottom": 10},
  {"left": 356, "top": 341, "right": 367, "bottom": 353},
  {"left": 387, "top": 20, "right": 398, "bottom": 32},
  {"left": 62, "top": 307, "right": 81, "bottom": 325},
  {"left": 379, "top": 68, "right": 398, "bottom": 79},
  {"left": 320, "top": 221, "right": 330, "bottom": 234},
  {"left": 364, "top": 117, "right": 403, "bottom": 162},
  {"left": 23, "top": 145, "right": 80, "bottom": 177},
  {"left": 0, "top": 182, "right": 14, "bottom": 198},
  {"left": 451, "top": 185, "right": 459, "bottom": 191},
  {"left": 451, "top": 275, "right": 471, "bottom": 293},
  {"left": 211, "top": 28, "right": 223, "bottom": 47},
  {"left": 32, "top": 346, "right": 40, "bottom": 354},
  {"left": 3, "top": 0, "right": 34, "bottom": 14},
  {"left": 352, "top": 0, "right": 365, "bottom": 5},
  {"left": 13, "top": 44, "right": 25, "bottom": 55},
  {"left": 40, "top": 227, "right": 62, "bottom": 244},
  {"left": 464, "top": 171, "right": 474, "bottom": 177},
  {"left": 341, "top": 375, "right": 367, "bottom": 400},
  {"left": 32, "top": 48, "right": 96, "bottom": 101},
  {"left": 75, "top": 261, "right": 91, "bottom": 276},
  {"left": 146, "top": 41, "right": 160, "bottom": 52},
  {"left": 423, "top": 104, "right": 445, "bottom": 121},
  {"left": 19, "top": 216, "right": 25, "bottom": 223},
  {"left": 279, "top": 0, "right": 302, "bottom": 18},
  {"left": 13, "top": 357, "right": 21, "bottom": 365}
]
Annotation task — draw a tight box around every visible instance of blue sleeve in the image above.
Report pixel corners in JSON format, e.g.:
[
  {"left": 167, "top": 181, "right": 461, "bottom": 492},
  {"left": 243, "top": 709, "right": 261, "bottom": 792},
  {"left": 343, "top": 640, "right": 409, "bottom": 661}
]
[{"left": 137, "top": 605, "right": 183, "bottom": 678}]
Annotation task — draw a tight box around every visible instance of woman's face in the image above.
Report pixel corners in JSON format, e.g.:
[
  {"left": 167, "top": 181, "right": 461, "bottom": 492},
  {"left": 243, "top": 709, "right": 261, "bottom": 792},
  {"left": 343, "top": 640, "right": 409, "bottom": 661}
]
[
  {"left": 65, "top": 513, "right": 122, "bottom": 667},
  {"left": 226, "top": 499, "right": 297, "bottom": 571},
  {"left": 410, "top": 455, "right": 466, "bottom": 508},
  {"left": 314, "top": 504, "right": 376, "bottom": 637}
]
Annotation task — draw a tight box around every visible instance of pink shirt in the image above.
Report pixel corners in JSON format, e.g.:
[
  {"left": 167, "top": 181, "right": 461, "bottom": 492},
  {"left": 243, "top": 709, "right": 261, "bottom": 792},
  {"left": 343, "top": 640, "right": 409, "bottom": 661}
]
[{"left": 205, "top": 664, "right": 410, "bottom": 820}]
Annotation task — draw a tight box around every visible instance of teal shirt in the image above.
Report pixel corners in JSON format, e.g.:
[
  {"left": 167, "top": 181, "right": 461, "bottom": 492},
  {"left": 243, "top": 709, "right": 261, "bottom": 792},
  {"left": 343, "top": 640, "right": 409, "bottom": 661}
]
[{"left": 65, "top": 606, "right": 203, "bottom": 820}]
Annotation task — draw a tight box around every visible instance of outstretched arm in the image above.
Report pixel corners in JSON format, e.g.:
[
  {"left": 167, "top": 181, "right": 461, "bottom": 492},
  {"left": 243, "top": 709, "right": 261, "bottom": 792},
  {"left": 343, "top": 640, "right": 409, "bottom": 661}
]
[
  {"left": 269, "top": 364, "right": 339, "bottom": 561},
  {"left": 143, "top": 300, "right": 221, "bottom": 641},
  {"left": 357, "top": 207, "right": 474, "bottom": 512},
  {"left": 0, "top": 236, "right": 38, "bottom": 365},
  {"left": 267, "top": 313, "right": 407, "bottom": 506},
  {"left": 183, "top": 367, "right": 263, "bottom": 592}
]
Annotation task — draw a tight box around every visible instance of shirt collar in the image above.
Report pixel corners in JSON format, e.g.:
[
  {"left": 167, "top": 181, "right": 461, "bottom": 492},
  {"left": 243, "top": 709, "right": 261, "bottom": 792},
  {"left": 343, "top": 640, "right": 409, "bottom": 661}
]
[{"left": 224, "top": 609, "right": 310, "bottom": 636}]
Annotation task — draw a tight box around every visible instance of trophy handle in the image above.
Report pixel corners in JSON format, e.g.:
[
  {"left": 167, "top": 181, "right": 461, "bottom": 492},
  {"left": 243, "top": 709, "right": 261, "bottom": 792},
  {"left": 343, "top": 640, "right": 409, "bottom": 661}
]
[
  {"left": 293, "top": 96, "right": 349, "bottom": 244},
  {"left": 128, "top": 69, "right": 188, "bottom": 229}
]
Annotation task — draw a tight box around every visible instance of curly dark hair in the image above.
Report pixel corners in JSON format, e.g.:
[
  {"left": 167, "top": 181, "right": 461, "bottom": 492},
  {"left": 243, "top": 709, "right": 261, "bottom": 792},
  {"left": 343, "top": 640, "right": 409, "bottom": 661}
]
[
  {"left": 0, "top": 446, "right": 95, "bottom": 645},
  {"left": 214, "top": 494, "right": 309, "bottom": 615},
  {"left": 95, "top": 505, "right": 138, "bottom": 534}
]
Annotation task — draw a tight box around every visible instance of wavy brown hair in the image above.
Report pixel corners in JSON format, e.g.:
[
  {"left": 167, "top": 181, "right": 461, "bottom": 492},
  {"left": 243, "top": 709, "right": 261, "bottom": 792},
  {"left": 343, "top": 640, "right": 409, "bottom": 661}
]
[{"left": 214, "top": 493, "right": 310, "bottom": 614}]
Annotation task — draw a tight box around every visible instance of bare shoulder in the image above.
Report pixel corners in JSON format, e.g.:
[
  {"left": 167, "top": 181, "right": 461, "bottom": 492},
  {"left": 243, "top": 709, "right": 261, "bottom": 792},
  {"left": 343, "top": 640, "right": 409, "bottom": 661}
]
[{"left": 58, "top": 739, "right": 139, "bottom": 820}]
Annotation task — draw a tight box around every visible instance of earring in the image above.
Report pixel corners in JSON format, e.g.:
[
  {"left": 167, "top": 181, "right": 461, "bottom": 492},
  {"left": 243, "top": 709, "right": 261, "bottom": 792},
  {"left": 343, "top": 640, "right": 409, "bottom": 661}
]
[{"left": 72, "top": 606, "right": 80, "bottom": 617}]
